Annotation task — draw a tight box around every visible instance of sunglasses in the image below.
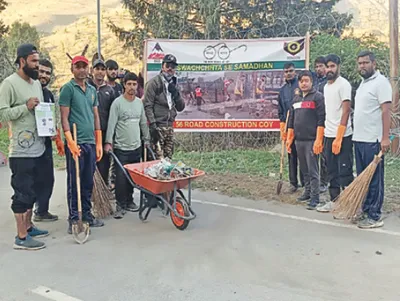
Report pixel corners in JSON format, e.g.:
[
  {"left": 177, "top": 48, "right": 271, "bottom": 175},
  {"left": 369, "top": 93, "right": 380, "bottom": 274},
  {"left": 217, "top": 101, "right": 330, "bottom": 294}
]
[{"left": 166, "top": 62, "right": 177, "bottom": 70}]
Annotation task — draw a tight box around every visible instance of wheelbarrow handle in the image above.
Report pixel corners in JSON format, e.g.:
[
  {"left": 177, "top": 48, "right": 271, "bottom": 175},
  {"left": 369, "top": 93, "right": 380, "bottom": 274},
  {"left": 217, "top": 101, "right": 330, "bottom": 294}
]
[
  {"left": 108, "top": 151, "right": 137, "bottom": 188},
  {"left": 145, "top": 145, "right": 157, "bottom": 161}
]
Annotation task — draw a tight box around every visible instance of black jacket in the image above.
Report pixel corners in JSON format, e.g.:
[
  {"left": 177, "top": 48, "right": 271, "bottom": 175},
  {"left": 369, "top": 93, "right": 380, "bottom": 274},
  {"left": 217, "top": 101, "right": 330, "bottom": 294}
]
[
  {"left": 312, "top": 72, "right": 327, "bottom": 94},
  {"left": 277, "top": 77, "right": 299, "bottom": 122},
  {"left": 143, "top": 73, "right": 185, "bottom": 127},
  {"left": 88, "top": 79, "right": 116, "bottom": 132},
  {"left": 287, "top": 88, "right": 325, "bottom": 141}
]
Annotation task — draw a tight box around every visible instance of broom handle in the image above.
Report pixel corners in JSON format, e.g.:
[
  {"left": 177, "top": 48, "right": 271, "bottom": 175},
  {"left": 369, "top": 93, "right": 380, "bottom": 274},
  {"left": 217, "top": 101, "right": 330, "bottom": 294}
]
[
  {"left": 280, "top": 111, "right": 290, "bottom": 174},
  {"left": 73, "top": 124, "right": 82, "bottom": 215},
  {"left": 144, "top": 146, "right": 147, "bottom": 163}
]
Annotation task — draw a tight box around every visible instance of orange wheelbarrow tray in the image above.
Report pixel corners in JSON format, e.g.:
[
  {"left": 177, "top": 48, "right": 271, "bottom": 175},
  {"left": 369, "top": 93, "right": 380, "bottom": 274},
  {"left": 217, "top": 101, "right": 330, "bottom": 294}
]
[{"left": 108, "top": 150, "right": 205, "bottom": 230}]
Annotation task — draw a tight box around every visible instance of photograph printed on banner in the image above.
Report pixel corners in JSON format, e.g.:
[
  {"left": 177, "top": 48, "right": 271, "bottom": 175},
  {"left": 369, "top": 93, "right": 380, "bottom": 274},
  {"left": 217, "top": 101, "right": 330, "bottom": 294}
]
[{"left": 147, "top": 70, "right": 286, "bottom": 120}]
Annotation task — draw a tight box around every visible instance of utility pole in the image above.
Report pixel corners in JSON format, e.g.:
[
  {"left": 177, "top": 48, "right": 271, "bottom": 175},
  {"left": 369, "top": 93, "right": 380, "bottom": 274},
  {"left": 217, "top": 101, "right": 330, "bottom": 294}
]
[
  {"left": 389, "top": 0, "right": 399, "bottom": 154},
  {"left": 97, "top": 0, "right": 101, "bottom": 58}
]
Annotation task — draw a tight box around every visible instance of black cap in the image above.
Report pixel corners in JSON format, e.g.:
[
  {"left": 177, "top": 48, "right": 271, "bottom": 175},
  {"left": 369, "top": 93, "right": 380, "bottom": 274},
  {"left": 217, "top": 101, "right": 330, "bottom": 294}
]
[
  {"left": 162, "top": 54, "right": 178, "bottom": 66},
  {"left": 14, "top": 43, "right": 38, "bottom": 64},
  {"left": 93, "top": 59, "right": 106, "bottom": 68}
]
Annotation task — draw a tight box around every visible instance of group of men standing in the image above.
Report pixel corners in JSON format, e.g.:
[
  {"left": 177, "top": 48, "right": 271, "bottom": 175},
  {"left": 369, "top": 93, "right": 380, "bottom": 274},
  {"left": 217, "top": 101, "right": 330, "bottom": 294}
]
[
  {"left": 0, "top": 43, "right": 185, "bottom": 250},
  {"left": 278, "top": 51, "right": 392, "bottom": 230}
]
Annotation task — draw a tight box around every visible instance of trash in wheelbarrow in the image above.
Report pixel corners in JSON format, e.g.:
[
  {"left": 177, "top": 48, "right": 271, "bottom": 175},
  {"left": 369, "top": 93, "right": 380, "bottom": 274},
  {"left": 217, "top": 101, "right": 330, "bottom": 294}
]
[{"left": 144, "top": 158, "right": 194, "bottom": 180}]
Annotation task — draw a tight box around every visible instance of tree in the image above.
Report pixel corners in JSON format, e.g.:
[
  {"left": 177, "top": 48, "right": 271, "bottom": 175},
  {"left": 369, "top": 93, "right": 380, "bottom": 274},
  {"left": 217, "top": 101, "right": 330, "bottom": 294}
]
[
  {"left": 0, "top": 0, "right": 8, "bottom": 38},
  {"left": 109, "top": 0, "right": 352, "bottom": 58},
  {"left": 0, "top": 21, "right": 49, "bottom": 82},
  {"left": 310, "top": 33, "right": 390, "bottom": 88}
]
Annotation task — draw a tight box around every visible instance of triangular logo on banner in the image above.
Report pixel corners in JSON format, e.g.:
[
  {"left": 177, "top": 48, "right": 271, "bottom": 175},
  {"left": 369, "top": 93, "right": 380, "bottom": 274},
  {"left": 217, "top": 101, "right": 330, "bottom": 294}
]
[{"left": 148, "top": 43, "right": 165, "bottom": 60}]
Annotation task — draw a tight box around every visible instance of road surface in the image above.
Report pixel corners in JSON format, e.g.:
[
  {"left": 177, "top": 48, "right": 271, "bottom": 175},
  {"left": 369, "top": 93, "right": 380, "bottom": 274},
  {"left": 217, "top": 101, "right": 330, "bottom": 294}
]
[{"left": 0, "top": 167, "right": 399, "bottom": 301}]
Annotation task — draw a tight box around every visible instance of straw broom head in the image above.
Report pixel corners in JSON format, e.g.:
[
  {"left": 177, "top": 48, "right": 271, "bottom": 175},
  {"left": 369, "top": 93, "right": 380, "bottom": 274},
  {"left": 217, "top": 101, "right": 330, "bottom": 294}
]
[
  {"left": 332, "top": 152, "right": 383, "bottom": 220},
  {"left": 91, "top": 167, "right": 114, "bottom": 219}
]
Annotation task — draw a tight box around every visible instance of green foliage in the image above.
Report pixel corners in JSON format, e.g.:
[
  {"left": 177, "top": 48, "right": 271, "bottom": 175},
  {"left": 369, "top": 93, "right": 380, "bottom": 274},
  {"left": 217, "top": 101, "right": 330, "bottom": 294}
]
[
  {"left": 109, "top": 0, "right": 352, "bottom": 58},
  {"left": 0, "top": 0, "right": 8, "bottom": 38},
  {"left": 0, "top": 21, "right": 50, "bottom": 82},
  {"left": 310, "top": 33, "right": 390, "bottom": 87}
]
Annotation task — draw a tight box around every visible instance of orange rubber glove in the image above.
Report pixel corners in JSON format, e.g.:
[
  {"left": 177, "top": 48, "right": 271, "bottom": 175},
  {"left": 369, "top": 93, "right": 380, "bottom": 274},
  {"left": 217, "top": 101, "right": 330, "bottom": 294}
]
[
  {"left": 95, "top": 130, "right": 103, "bottom": 162},
  {"left": 55, "top": 128, "right": 65, "bottom": 156},
  {"left": 280, "top": 122, "right": 287, "bottom": 141},
  {"left": 286, "top": 129, "right": 295, "bottom": 154},
  {"left": 313, "top": 126, "right": 325, "bottom": 155},
  {"left": 64, "top": 131, "right": 81, "bottom": 158},
  {"left": 332, "top": 125, "right": 346, "bottom": 155}
]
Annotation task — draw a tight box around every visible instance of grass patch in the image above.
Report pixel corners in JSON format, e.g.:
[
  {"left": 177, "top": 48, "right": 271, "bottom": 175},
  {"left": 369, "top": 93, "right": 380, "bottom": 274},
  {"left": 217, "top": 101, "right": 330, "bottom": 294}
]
[{"left": 174, "top": 149, "right": 285, "bottom": 177}]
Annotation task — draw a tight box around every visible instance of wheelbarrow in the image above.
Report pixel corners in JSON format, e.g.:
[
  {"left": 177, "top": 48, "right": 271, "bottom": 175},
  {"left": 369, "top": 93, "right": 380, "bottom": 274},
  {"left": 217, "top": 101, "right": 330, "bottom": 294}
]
[{"left": 108, "top": 147, "right": 205, "bottom": 230}]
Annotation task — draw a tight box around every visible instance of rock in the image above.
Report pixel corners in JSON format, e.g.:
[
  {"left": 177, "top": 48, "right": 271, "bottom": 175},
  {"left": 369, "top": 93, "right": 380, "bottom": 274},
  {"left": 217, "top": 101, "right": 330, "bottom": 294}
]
[
  {"left": 272, "top": 99, "right": 279, "bottom": 106},
  {"left": 376, "top": 251, "right": 383, "bottom": 255}
]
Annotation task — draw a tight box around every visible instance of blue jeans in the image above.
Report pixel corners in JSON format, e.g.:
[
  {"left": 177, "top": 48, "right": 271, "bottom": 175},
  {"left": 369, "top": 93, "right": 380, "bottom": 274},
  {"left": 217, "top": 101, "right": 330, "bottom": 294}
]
[
  {"left": 65, "top": 143, "right": 96, "bottom": 221},
  {"left": 354, "top": 141, "right": 384, "bottom": 221}
]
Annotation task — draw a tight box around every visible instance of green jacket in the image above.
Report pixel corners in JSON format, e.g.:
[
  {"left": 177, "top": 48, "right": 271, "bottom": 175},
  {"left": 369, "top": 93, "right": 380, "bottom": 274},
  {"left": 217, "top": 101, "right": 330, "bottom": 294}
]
[{"left": 143, "top": 73, "right": 185, "bottom": 127}]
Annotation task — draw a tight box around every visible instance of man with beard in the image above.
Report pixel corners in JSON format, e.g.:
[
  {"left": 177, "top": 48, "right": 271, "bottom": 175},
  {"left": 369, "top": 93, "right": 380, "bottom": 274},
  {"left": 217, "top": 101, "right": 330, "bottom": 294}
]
[
  {"left": 32, "top": 59, "right": 65, "bottom": 222},
  {"left": 316, "top": 54, "right": 354, "bottom": 213},
  {"left": 105, "top": 59, "right": 123, "bottom": 97},
  {"left": 88, "top": 59, "right": 116, "bottom": 185},
  {"left": 105, "top": 72, "right": 150, "bottom": 217},
  {"left": 0, "top": 44, "right": 49, "bottom": 250},
  {"left": 313, "top": 56, "right": 328, "bottom": 94},
  {"left": 278, "top": 62, "right": 304, "bottom": 193},
  {"left": 59, "top": 55, "right": 104, "bottom": 234},
  {"left": 351, "top": 51, "right": 392, "bottom": 229},
  {"left": 143, "top": 54, "right": 185, "bottom": 159}
]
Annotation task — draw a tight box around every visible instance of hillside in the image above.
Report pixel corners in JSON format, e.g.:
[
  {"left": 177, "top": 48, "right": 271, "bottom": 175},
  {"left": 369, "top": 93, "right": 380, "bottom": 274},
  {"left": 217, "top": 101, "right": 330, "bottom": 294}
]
[{"left": 1, "top": 0, "right": 395, "bottom": 89}]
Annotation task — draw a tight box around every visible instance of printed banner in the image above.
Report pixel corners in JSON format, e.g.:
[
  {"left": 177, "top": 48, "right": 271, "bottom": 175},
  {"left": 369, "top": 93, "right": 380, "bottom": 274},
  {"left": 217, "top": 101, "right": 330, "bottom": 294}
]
[{"left": 144, "top": 37, "right": 308, "bottom": 132}]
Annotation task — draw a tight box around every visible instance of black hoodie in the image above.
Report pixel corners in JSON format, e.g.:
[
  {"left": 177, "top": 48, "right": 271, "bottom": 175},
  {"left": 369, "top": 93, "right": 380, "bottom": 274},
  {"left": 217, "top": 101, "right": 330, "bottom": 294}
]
[
  {"left": 287, "top": 88, "right": 325, "bottom": 141},
  {"left": 87, "top": 78, "right": 116, "bottom": 133}
]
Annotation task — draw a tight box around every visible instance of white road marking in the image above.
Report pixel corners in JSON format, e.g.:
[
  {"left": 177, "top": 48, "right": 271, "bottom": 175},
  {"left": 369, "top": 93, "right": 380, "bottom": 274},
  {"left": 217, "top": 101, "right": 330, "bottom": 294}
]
[
  {"left": 32, "top": 286, "right": 82, "bottom": 301},
  {"left": 192, "top": 199, "right": 400, "bottom": 237}
]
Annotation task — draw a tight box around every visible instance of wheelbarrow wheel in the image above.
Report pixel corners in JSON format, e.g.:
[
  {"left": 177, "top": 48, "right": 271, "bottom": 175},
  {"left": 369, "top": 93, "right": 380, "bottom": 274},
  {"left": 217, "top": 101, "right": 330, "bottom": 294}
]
[{"left": 170, "top": 197, "right": 190, "bottom": 231}]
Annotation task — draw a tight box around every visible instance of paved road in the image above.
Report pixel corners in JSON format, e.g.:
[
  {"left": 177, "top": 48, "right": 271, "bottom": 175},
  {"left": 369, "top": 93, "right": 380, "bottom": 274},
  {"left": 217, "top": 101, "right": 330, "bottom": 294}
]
[{"left": 0, "top": 167, "right": 399, "bottom": 301}]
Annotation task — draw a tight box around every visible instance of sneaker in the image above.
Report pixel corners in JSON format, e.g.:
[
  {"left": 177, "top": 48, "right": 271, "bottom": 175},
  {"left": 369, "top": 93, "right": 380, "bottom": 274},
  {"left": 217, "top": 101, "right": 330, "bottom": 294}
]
[
  {"left": 289, "top": 185, "right": 298, "bottom": 194},
  {"left": 125, "top": 202, "right": 138, "bottom": 212},
  {"left": 113, "top": 206, "right": 125, "bottom": 219},
  {"left": 317, "top": 201, "right": 334, "bottom": 213},
  {"left": 357, "top": 218, "right": 384, "bottom": 229},
  {"left": 27, "top": 225, "right": 49, "bottom": 238},
  {"left": 13, "top": 235, "right": 46, "bottom": 250},
  {"left": 351, "top": 212, "right": 367, "bottom": 224},
  {"left": 307, "top": 200, "right": 320, "bottom": 210},
  {"left": 88, "top": 218, "right": 104, "bottom": 228},
  {"left": 319, "top": 185, "right": 328, "bottom": 193},
  {"left": 297, "top": 194, "right": 311, "bottom": 202},
  {"left": 33, "top": 212, "right": 58, "bottom": 222}
]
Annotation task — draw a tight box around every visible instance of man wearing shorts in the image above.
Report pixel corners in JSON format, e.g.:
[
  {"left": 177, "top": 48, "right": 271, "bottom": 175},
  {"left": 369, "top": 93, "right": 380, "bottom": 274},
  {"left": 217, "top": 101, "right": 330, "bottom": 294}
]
[{"left": 0, "top": 44, "right": 49, "bottom": 250}]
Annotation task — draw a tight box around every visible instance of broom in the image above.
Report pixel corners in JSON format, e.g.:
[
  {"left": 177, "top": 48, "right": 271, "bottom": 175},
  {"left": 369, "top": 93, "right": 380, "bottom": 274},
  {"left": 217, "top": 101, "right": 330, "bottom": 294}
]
[
  {"left": 332, "top": 151, "right": 383, "bottom": 220},
  {"left": 91, "top": 167, "right": 114, "bottom": 219},
  {"left": 276, "top": 111, "right": 290, "bottom": 195}
]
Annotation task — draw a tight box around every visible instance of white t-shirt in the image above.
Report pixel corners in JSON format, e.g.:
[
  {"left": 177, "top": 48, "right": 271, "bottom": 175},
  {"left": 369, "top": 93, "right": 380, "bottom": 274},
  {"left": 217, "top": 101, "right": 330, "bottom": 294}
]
[
  {"left": 353, "top": 71, "right": 392, "bottom": 143},
  {"left": 323, "top": 76, "right": 353, "bottom": 138}
]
